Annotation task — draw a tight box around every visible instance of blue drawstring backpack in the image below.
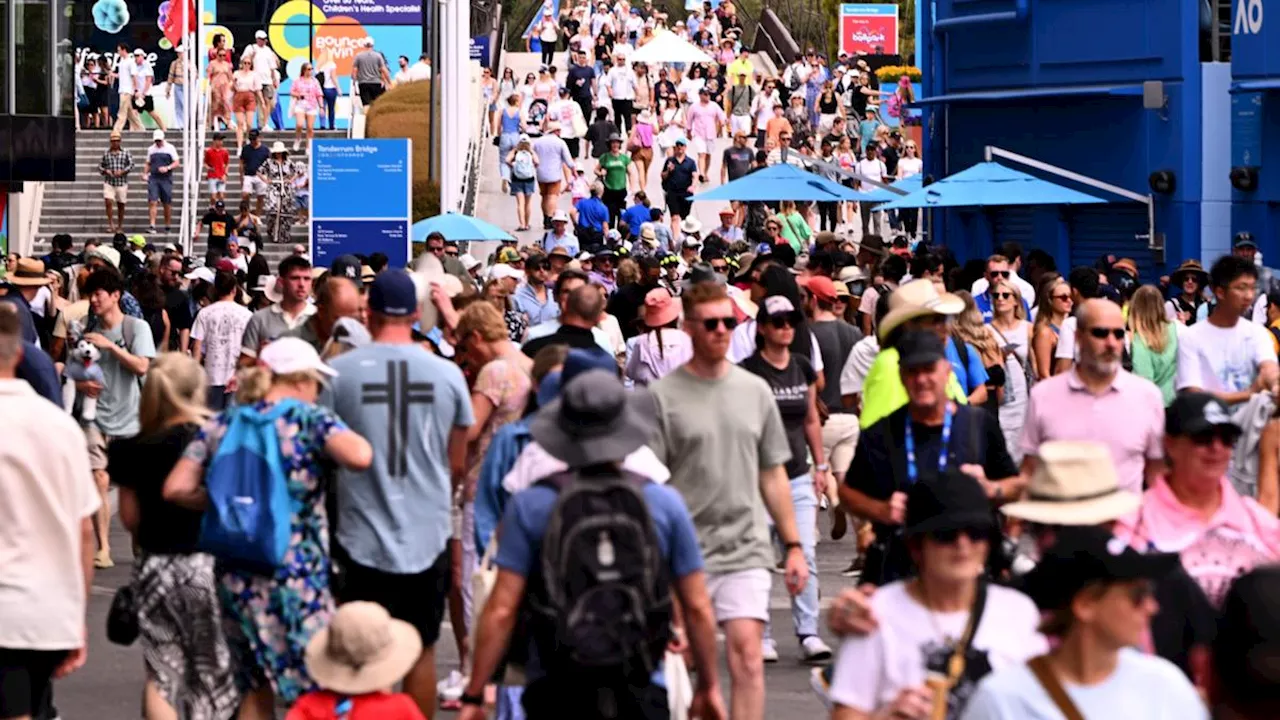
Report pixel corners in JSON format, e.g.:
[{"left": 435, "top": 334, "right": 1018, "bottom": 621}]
[{"left": 198, "top": 398, "right": 300, "bottom": 572}]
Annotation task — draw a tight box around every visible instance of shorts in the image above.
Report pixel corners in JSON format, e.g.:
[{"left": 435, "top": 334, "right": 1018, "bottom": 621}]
[
  {"left": 242, "top": 175, "right": 268, "bottom": 197},
  {"left": 633, "top": 146, "right": 653, "bottom": 164},
  {"left": 85, "top": 425, "right": 122, "bottom": 472},
  {"left": 0, "top": 648, "right": 68, "bottom": 720},
  {"left": 689, "top": 136, "right": 710, "bottom": 156},
  {"left": 664, "top": 191, "right": 692, "bottom": 219},
  {"left": 148, "top": 177, "right": 173, "bottom": 204},
  {"left": 295, "top": 191, "right": 310, "bottom": 211},
  {"left": 538, "top": 180, "right": 561, "bottom": 195},
  {"left": 232, "top": 90, "right": 256, "bottom": 113},
  {"left": 821, "top": 412, "right": 860, "bottom": 475},
  {"left": 335, "top": 547, "right": 451, "bottom": 647},
  {"left": 510, "top": 177, "right": 535, "bottom": 196},
  {"left": 705, "top": 568, "right": 771, "bottom": 623},
  {"left": 207, "top": 178, "right": 227, "bottom": 195},
  {"left": 102, "top": 183, "right": 128, "bottom": 203},
  {"left": 729, "top": 114, "right": 753, "bottom": 135},
  {"left": 358, "top": 82, "right": 385, "bottom": 106}
]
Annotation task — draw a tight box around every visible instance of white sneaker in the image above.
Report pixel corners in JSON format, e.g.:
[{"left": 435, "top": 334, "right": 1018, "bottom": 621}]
[
  {"left": 761, "top": 638, "right": 779, "bottom": 663},
  {"left": 801, "top": 635, "right": 833, "bottom": 664},
  {"left": 809, "top": 666, "right": 833, "bottom": 709},
  {"left": 292, "top": 140, "right": 301, "bottom": 152},
  {"left": 437, "top": 669, "right": 466, "bottom": 703}
]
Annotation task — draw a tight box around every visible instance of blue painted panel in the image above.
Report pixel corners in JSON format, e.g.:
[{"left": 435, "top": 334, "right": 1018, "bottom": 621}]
[
  {"left": 1230, "top": 0, "right": 1276, "bottom": 79},
  {"left": 1233, "top": 93, "right": 1264, "bottom": 166}
]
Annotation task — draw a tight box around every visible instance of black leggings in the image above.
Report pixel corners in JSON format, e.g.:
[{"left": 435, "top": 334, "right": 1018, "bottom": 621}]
[
  {"left": 603, "top": 187, "right": 628, "bottom": 227},
  {"left": 901, "top": 207, "right": 919, "bottom": 237},
  {"left": 540, "top": 44, "right": 555, "bottom": 66},
  {"left": 612, "top": 98, "right": 634, "bottom": 134},
  {"left": 818, "top": 201, "right": 839, "bottom": 231}
]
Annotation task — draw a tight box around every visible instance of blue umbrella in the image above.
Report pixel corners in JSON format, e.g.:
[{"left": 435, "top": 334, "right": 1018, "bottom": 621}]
[
  {"left": 860, "top": 174, "right": 924, "bottom": 203},
  {"left": 875, "top": 162, "right": 1107, "bottom": 211},
  {"left": 691, "top": 163, "right": 860, "bottom": 202},
  {"left": 412, "top": 212, "right": 514, "bottom": 242}
]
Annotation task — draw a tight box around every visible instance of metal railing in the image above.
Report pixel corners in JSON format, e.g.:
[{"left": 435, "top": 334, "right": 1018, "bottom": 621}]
[{"left": 752, "top": 8, "right": 802, "bottom": 68}]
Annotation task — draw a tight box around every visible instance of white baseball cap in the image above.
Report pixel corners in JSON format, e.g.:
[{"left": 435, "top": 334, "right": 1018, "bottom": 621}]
[
  {"left": 489, "top": 264, "right": 524, "bottom": 282},
  {"left": 255, "top": 30, "right": 268, "bottom": 39},
  {"left": 259, "top": 337, "right": 338, "bottom": 377},
  {"left": 184, "top": 266, "right": 215, "bottom": 283},
  {"left": 459, "top": 253, "right": 481, "bottom": 271},
  {"left": 152, "top": 129, "right": 165, "bottom": 141}
]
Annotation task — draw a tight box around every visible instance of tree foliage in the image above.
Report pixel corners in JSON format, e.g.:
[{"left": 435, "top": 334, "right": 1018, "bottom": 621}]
[{"left": 365, "top": 80, "right": 442, "bottom": 222}]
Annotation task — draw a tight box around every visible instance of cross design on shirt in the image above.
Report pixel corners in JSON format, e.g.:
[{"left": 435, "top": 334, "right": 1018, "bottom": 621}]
[{"left": 361, "top": 361, "right": 434, "bottom": 478}]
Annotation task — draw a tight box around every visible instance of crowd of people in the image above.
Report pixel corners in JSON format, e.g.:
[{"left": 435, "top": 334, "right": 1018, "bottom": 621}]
[
  {"left": 491, "top": 0, "right": 919, "bottom": 246},
  {"left": 4, "top": 220, "right": 1280, "bottom": 720}
]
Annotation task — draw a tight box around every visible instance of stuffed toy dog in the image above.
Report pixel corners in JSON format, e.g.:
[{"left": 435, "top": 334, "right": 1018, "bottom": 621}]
[{"left": 63, "top": 332, "right": 106, "bottom": 421}]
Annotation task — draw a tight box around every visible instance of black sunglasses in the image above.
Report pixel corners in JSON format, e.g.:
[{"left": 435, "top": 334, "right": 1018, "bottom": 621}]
[
  {"left": 987, "top": 270, "right": 1010, "bottom": 279},
  {"left": 1087, "top": 327, "right": 1125, "bottom": 340},
  {"left": 767, "top": 312, "right": 802, "bottom": 329},
  {"left": 1120, "top": 578, "right": 1156, "bottom": 606},
  {"left": 445, "top": 249, "right": 459, "bottom": 256},
  {"left": 1189, "top": 427, "right": 1240, "bottom": 447},
  {"left": 700, "top": 316, "right": 739, "bottom": 331},
  {"left": 992, "top": 292, "right": 1015, "bottom": 300},
  {"left": 710, "top": 263, "right": 728, "bottom": 272},
  {"left": 929, "top": 526, "right": 990, "bottom": 544},
  {"left": 427, "top": 245, "right": 445, "bottom": 253}
]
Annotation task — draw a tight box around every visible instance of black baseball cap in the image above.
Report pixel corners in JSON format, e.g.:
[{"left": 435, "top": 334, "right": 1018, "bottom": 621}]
[
  {"left": 1165, "top": 392, "right": 1241, "bottom": 440},
  {"left": 904, "top": 470, "right": 996, "bottom": 538},
  {"left": 1234, "top": 231, "right": 1258, "bottom": 249},
  {"left": 1212, "top": 566, "right": 1280, "bottom": 710},
  {"left": 897, "top": 329, "right": 947, "bottom": 369},
  {"left": 1022, "top": 525, "right": 1180, "bottom": 611},
  {"left": 329, "top": 254, "right": 364, "bottom": 289},
  {"left": 368, "top": 269, "right": 418, "bottom": 317}
]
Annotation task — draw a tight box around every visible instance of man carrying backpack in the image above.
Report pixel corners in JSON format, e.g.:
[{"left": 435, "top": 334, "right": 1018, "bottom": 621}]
[
  {"left": 325, "top": 269, "right": 475, "bottom": 717},
  {"left": 460, "top": 370, "right": 725, "bottom": 720}
]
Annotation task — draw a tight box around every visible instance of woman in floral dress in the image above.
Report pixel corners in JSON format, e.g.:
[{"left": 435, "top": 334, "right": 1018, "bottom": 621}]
[
  {"left": 207, "top": 49, "right": 233, "bottom": 132},
  {"left": 260, "top": 143, "right": 305, "bottom": 245},
  {"left": 164, "top": 338, "right": 372, "bottom": 718}
]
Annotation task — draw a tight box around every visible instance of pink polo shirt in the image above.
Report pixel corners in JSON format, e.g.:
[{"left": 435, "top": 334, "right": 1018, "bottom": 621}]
[
  {"left": 1116, "top": 475, "right": 1280, "bottom": 607},
  {"left": 1020, "top": 369, "right": 1164, "bottom": 494}
]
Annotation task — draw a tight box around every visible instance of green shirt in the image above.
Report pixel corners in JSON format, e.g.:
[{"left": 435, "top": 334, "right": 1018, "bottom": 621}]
[
  {"left": 859, "top": 347, "right": 969, "bottom": 429},
  {"left": 778, "top": 211, "right": 810, "bottom": 253},
  {"left": 599, "top": 152, "right": 631, "bottom": 192},
  {"left": 1131, "top": 324, "right": 1178, "bottom": 406}
]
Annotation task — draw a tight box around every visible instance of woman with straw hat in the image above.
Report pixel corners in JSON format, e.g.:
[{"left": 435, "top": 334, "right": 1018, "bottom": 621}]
[
  {"left": 1166, "top": 259, "right": 1211, "bottom": 326},
  {"left": 260, "top": 142, "right": 304, "bottom": 245}
]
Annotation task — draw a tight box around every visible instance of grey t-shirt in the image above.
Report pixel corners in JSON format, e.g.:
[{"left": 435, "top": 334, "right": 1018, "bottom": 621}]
[
  {"left": 326, "top": 343, "right": 475, "bottom": 574},
  {"left": 650, "top": 365, "right": 791, "bottom": 574},
  {"left": 532, "top": 135, "right": 573, "bottom": 184},
  {"left": 352, "top": 50, "right": 386, "bottom": 84},
  {"left": 240, "top": 303, "right": 316, "bottom": 359},
  {"left": 94, "top": 315, "right": 156, "bottom": 437},
  {"left": 810, "top": 319, "right": 863, "bottom": 412}
]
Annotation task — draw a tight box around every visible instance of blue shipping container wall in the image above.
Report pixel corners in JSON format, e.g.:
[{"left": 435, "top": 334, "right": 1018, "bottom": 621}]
[{"left": 920, "top": 0, "right": 1228, "bottom": 277}]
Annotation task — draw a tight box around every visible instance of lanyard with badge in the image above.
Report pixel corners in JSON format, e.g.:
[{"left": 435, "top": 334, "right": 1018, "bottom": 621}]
[{"left": 904, "top": 403, "right": 952, "bottom": 485}]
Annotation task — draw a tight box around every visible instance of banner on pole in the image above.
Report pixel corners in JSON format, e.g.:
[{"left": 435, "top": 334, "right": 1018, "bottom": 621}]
[
  {"left": 839, "top": 4, "right": 899, "bottom": 56},
  {"left": 310, "top": 139, "right": 413, "bottom": 269}
]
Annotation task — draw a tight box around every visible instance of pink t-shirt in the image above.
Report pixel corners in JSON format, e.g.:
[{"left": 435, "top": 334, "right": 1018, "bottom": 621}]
[
  {"left": 1116, "top": 475, "right": 1280, "bottom": 607},
  {"left": 633, "top": 122, "right": 655, "bottom": 148},
  {"left": 685, "top": 101, "right": 725, "bottom": 141},
  {"left": 1020, "top": 370, "right": 1164, "bottom": 494}
]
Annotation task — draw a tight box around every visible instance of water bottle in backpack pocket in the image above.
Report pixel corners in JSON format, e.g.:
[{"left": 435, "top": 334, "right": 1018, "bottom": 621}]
[
  {"left": 528, "top": 470, "right": 672, "bottom": 682},
  {"left": 198, "top": 399, "right": 300, "bottom": 574}
]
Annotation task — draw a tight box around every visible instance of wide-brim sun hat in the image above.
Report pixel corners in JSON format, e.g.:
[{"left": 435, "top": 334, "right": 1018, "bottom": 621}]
[
  {"left": 1170, "top": 259, "right": 1210, "bottom": 288},
  {"left": 8, "top": 258, "right": 51, "bottom": 286},
  {"left": 642, "top": 287, "right": 680, "bottom": 327},
  {"left": 254, "top": 274, "right": 285, "bottom": 304},
  {"left": 877, "top": 278, "right": 965, "bottom": 342},
  {"left": 1001, "top": 441, "right": 1141, "bottom": 526},
  {"left": 531, "top": 370, "right": 657, "bottom": 467},
  {"left": 304, "top": 601, "right": 423, "bottom": 696}
]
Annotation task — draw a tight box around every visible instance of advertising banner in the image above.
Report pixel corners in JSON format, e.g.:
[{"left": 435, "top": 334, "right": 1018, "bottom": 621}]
[
  {"left": 310, "top": 139, "right": 412, "bottom": 268},
  {"left": 839, "top": 4, "right": 899, "bottom": 56},
  {"left": 470, "top": 35, "right": 492, "bottom": 66},
  {"left": 316, "top": 0, "right": 425, "bottom": 25}
]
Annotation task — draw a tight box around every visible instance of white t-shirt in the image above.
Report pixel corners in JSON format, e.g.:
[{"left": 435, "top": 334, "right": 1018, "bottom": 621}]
[
  {"left": 117, "top": 57, "right": 138, "bottom": 95},
  {"left": 959, "top": 647, "right": 1207, "bottom": 720},
  {"left": 191, "top": 300, "right": 254, "bottom": 386},
  {"left": 317, "top": 60, "right": 338, "bottom": 89},
  {"left": 607, "top": 66, "right": 638, "bottom": 100},
  {"left": 0, "top": 380, "right": 100, "bottom": 650},
  {"left": 829, "top": 581, "right": 1047, "bottom": 719},
  {"left": 840, "top": 335, "right": 880, "bottom": 396},
  {"left": 1175, "top": 316, "right": 1276, "bottom": 394},
  {"left": 243, "top": 43, "right": 279, "bottom": 86},
  {"left": 1055, "top": 316, "right": 1077, "bottom": 362},
  {"left": 856, "top": 158, "right": 887, "bottom": 191},
  {"left": 898, "top": 156, "right": 923, "bottom": 178}
]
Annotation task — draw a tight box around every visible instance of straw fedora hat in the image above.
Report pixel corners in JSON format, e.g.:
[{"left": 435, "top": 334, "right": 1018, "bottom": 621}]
[
  {"left": 304, "top": 601, "right": 422, "bottom": 695},
  {"left": 876, "top": 278, "right": 964, "bottom": 341},
  {"left": 253, "top": 274, "right": 284, "bottom": 304},
  {"left": 1170, "top": 259, "right": 1209, "bottom": 288},
  {"left": 8, "top": 258, "right": 51, "bottom": 287},
  {"left": 1001, "top": 441, "right": 1141, "bottom": 526}
]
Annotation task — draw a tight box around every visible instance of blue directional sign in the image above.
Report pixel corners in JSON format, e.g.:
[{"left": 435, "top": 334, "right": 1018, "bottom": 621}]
[{"left": 310, "top": 138, "right": 412, "bottom": 269}]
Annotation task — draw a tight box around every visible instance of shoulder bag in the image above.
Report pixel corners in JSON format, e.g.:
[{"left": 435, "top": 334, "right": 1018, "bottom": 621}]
[
  {"left": 1027, "top": 655, "right": 1086, "bottom": 720},
  {"left": 925, "top": 580, "right": 989, "bottom": 720},
  {"left": 106, "top": 584, "right": 139, "bottom": 646}
]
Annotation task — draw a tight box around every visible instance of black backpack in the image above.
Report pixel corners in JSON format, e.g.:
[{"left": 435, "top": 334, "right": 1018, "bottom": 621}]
[{"left": 528, "top": 469, "right": 672, "bottom": 681}]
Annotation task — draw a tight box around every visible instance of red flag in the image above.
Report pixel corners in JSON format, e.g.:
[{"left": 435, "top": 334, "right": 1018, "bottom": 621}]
[{"left": 163, "top": 0, "right": 196, "bottom": 47}]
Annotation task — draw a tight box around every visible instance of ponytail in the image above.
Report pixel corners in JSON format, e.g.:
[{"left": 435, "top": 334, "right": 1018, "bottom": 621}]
[{"left": 235, "top": 366, "right": 272, "bottom": 405}]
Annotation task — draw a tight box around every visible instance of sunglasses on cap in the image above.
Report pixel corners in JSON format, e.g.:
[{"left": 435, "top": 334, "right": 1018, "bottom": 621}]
[
  {"left": 1087, "top": 327, "right": 1125, "bottom": 340},
  {"left": 766, "top": 311, "right": 803, "bottom": 329},
  {"left": 699, "top": 315, "right": 739, "bottom": 331}
]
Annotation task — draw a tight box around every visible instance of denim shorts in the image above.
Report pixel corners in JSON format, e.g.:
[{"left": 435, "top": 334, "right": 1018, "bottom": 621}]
[{"left": 510, "top": 177, "right": 535, "bottom": 196}]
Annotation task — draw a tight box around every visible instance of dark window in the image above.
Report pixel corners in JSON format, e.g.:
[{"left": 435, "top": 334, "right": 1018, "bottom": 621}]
[{"left": 14, "top": 0, "right": 51, "bottom": 114}]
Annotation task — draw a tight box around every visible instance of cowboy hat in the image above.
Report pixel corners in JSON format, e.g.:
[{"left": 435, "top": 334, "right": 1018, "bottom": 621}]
[
  {"left": 305, "top": 601, "right": 422, "bottom": 696},
  {"left": 7, "top": 258, "right": 51, "bottom": 287},
  {"left": 726, "top": 284, "right": 758, "bottom": 322},
  {"left": 1169, "top": 259, "right": 1209, "bottom": 288},
  {"left": 412, "top": 252, "right": 465, "bottom": 298},
  {"left": 1001, "top": 441, "right": 1141, "bottom": 526},
  {"left": 253, "top": 274, "right": 285, "bottom": 304},
  {"left": 531, "top": 370, "right": 657, "bottom": 467},
  {"left": 877, "top": 278, "right": 965, "bottom": 341}
]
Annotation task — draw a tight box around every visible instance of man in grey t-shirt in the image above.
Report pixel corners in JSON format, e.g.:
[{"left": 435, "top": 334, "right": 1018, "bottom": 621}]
[
  {"left": 532, "top": 123, "right": 575, "bottom": 230},
  {"left": 353, "top": 37, "right": 392, "bottom": 108},
  {"left": 326, "top": 269, "right": 473, "bottom": 713},
  {"left": 649, "top": 281, "right": 808, "bottom": 720}
]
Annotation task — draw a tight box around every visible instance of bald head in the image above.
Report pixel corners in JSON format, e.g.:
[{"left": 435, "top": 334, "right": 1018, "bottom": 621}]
[
  {"left": 1078, "top": 298, "right": 1122, "bottom": 332},
  {"left": 316, "top": 276, "right": 363, "bottom": 338},
  {"left": 1076, "top": 298, "right": 1124, "bottom": 377}
]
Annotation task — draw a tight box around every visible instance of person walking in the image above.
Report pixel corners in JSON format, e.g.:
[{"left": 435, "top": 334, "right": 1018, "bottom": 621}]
[
  {"left": 660, "top": 138, "right": 698, "bottom": 241},
  {"left": 597, "top": 134, "right": 635, "bottom": 226},
  {"left": 243, "top": 30, "right": 281, "bottom": 129},
  {"left": 1129, "top": 284, "right": 1179, "bottom": 405},
  {"left": 650, "top": 281, "right": 809, "bottom": 720},
  {"left": 100, "top": 130, "right": 134, "bottom": 234},
  {"left": 1030, "top": 274, "right": 1070, "bottom": 380},
  {"left": 0, "top": 303, "right": 97, "bottom": 720},
  {"left": 240, "top": 255, "right": 315, "bottom": 363},
  {"left": 144, "top": 129, "right": 180, "bottom": 235},
  {"left": 532, "top": 124, "right": 575, "bottom": 230},
  {"left": 190, "top": 270, "right": 253, "bottom": 410},
  {"left": 109, "top": 353, "right": 240, "bottom": 719},
  {"left": 987, "top": 278, "right": 1032, "bottom": 464},
  {"left": 625, "top": 287, "right": 692, "bottom": 386},
  {"left": 163, "top": 337, "right": 373, "bottom": 716},
  {"left": 290, "top": 62, "right": 323, "bottom": 151},
  {"left": 325, "top": 270, "right": 474, "bottom": 717},
  {"left": 507, "top": 134, "right": 539, "bottom": 232}
]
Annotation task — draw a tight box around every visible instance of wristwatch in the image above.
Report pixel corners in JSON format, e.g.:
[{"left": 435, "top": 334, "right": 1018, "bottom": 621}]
[
  {"left": 460, "top": 692, "right": 485, "bottom": 707},
  {"left": 815, "top": 463, "right": 830, "bottom": 472},
  {"left": 784, "top": 541, "right": 802, "bottom": 552}
]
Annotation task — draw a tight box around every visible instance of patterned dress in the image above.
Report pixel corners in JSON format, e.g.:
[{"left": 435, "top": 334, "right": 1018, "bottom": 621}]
[
  {"left": 183, "top": 400, "right": 348, "bottom": 705},
  {"left": 260, "top": 157, "right": 305, "bottom": 245}
]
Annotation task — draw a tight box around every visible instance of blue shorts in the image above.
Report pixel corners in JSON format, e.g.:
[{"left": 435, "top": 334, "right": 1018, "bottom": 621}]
[
  {"left": 148, "top": 177, "right": 173, "bottom": 204},
  {"left": 510, "top": 177, "right": 535, "bottom": 196},
  {"left": 295, "top": 191, "right": 311, "bottom": 211}
]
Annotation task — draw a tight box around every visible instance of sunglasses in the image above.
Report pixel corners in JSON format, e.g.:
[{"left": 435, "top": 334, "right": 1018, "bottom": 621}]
[
  {"left": 1189, "top": 427, "right": 1239, "bottom": 447},
  {"left": 929, "top": 526, "right": 990, "bottom": 545},
  {"left": 1120, "top": 578, "right": 1156, "bottom": 607},
  {"left": 767, "top": 312, "right": 802, "bottom": 329},
  {"left": 427, "top": 245, "right": 445, "bottom": 253},
  {"left": 992, "top": 292, "right": 1015, "bottom": 300},
  {"left": 1052, "top": 293, "right": 1072, "bottom": 301},
  {"left": 699, "top": 316, "right": 739, "bottom": 331},
  {"left": 987, "top": 270, "right": 1010, "bottom": 279},
  {"left": 710, "top": 263, "right": 728, "bottom": 272},
  {"left": 1087, "top": 327, "right": 1125, "bottom": 340},
  {"left": 445, "top": 249, "right": 460, "bottom": 257}
]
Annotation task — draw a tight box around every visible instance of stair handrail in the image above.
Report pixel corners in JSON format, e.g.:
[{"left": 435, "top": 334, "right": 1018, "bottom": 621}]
[{"left": 751, "top": 8, "right": 802, "bottom": 68}]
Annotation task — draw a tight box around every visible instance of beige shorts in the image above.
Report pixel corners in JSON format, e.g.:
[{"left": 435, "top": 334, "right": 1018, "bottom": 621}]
[
  {"left": 243, "top": 174, "right": 268, "bottom": 197},
  {"left": 85, "top": 425, "right": 120, "bottom": 472},
  {"left": 705, "top": 568, "right": 771, "bottom": 623},
  {"left": 102, "top": 183, "right": 128, "bottom": 203},
  {"left": 822, "top": 412, "right": 860, "bottom": 475}
]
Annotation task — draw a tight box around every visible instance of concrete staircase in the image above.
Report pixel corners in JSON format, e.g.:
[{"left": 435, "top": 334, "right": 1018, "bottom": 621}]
[{"left": 34, "top": 129, "right": 348, "bottom": 267}]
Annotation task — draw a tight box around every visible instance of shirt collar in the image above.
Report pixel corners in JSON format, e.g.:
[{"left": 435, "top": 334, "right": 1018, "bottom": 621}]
[
  {"left": 1148, "top": 474, "right": 1262, "bottom": 536},
  {"left": 1065, "top": 368, "right": 1126, "bottom": 394}
]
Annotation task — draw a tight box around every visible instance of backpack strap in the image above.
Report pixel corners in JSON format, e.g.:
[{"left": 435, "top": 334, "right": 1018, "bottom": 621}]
[
  {"left": 945, "top": 579, "right": 987, "bottom": 684},
  {"left": 1027, "top": 655, "right": 1086, "bottom": 720}
]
